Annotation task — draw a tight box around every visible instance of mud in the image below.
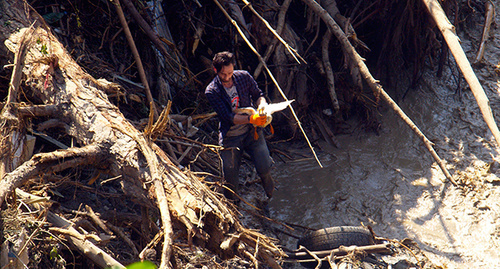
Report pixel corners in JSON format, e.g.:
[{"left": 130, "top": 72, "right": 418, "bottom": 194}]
[{"left": 268, "top": 1, "right": 500, "bottom": 268}]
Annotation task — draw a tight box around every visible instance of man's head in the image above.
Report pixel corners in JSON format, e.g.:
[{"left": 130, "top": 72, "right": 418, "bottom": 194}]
[
  {"left": 213, "top": 51, "right": 235, "bottom": 73},
  {"left": 213, "top": 51, "right": 236, "bottom": 84}
]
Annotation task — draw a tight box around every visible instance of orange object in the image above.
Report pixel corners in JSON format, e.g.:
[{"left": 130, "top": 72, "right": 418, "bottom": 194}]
[
  {"left": 253, "top": 127, "right": 259, "bottom": 140},
  {"left": 249, "top": 114, "right": 266, "bottom": 126}
]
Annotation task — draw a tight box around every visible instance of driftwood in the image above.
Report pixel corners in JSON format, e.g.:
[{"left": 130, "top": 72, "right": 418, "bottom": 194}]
[
  {"left": 241, "top": 0, "right": 305, "bottom": 65},
  {"left": 301, "top": 0, "right": 457, "bottom": 185},
  {"left": 320, "top": 0, "right": 363, "bottom": 90},
  {"left": 13, "top": 188, "right": 125, "bottom": 268},
  {"left": 47, "top": 211, "right": 126, "bottom": 269},
  {"left": 0, "top": 1, "right": 284, "bottom": 268},
  {"left": 475, "top": 1, "right": 495, "bottom": 63},
  {"left": 422, "top": 0, "right": 500, "bottom": 149},
  {"left": 253, "top": 0, "right": 293, "bottom": 79}
]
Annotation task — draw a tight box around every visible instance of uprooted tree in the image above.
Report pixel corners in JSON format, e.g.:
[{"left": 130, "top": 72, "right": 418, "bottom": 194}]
[{"left": 0, "top": 1, "right": 283, "bottom": 268}]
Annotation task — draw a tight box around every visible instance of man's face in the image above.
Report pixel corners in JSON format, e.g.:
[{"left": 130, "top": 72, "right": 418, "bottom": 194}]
[{"left": 218, "top": 64, "right": 234, "bottom": 84}]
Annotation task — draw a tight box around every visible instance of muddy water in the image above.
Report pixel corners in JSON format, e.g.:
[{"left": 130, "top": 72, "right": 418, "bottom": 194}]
[{"left": 268, "top": 2, "right": 500, "bottom": 267}]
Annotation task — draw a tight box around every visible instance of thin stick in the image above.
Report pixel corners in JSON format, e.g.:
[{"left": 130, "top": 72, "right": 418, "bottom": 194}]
[
  {"left": 241, "top": 0, "right": 305, "bottom": 64},
  {"left": 213, "top": 0, "right": 323, "bottom": 168},
  {"left": 475, "top": 1, "right": 495, "bottom": 63},
  {"left": 113, "top": 0, "right": 158, "bottom": 119}
]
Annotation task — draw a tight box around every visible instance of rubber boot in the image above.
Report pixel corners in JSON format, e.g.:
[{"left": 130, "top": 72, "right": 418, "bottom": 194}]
[{"left": 260, "top": 173, "right": 275, "bottom": 198}]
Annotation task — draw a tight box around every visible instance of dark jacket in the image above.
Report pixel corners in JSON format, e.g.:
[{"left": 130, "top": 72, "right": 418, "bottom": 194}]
[{"left": 205, "top": 70, "right": 264, "bottom": 144}]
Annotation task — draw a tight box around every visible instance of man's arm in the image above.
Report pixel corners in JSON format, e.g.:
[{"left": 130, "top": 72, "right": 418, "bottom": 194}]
[{"left": 233, "top": 114, "right": 251, "bottom": 125}]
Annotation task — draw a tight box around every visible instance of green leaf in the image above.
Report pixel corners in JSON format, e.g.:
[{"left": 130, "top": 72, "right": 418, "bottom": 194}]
[
  {"left": 41, "top": 44, "right": 48, "bottom": 55},
  {"left": 49, "top": 246, "right": 58, "bottom": 260},
  {"left": 107, "top": 261, "right": 156, "bottom": 269},
  {"left": 126, "top": 261, "right": 156, "bottom": 269}
]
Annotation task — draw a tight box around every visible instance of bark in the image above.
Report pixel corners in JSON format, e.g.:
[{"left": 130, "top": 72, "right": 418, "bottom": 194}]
[
  {"left": 0, "top": 144, "right": 109, "bottom": 205},
  {"left": 253, "top": 0, "right": 293, "bottom": 79},
  {"left": 321, "top": 30, "right": 340, "bottom": 111}
]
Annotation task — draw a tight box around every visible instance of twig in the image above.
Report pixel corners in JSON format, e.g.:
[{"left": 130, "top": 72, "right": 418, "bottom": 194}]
[
  {"left": 85, "top": 205, "right": 113, "bottom": 235},
  {"left": 296, "top": 245, "right": 323, "bottom": 268},
  {"left": 107, "top": 222, "right": 139, "bottom": 256},
  {"left": 112, "top": 0, "right": 158, "bottom": 120},
  {"left": 139, "top": 231, "right": 164, "bottom": 261},
  {"left": 475, "top": 1, "right": 495, "bottom": 63}
]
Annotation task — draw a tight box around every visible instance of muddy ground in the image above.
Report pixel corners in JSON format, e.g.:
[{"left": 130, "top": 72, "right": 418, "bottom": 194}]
[{"left": 257, "top": 1, "right": 500, "bottom": 268}]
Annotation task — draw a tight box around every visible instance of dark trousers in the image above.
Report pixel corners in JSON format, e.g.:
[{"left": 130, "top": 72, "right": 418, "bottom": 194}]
[{"left": 220, "top": 128, "right": 272, "bottom": 198}]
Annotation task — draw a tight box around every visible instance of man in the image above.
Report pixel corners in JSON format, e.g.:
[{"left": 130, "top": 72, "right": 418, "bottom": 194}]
[{"left": 205, "top": 51, "right": 275, "bottom": 199}]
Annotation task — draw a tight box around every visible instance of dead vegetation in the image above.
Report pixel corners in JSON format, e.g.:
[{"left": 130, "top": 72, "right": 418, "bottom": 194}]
[{"left": 0, "top": 0, "right": 493, "bottom": 268}]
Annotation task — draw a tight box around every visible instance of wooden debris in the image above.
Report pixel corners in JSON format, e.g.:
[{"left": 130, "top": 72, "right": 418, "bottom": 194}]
[
  {"left": 0, "top": 1, "right": 286, "bottom": 268},
  {"left": 321, "top": 29, "right": 340, "bottom": 112},
  {"left": 475, "top": 1, "right": 495, "bottom": 63},
  {"left": 47, "top": 211, "right": 126, "bottom": 269}
]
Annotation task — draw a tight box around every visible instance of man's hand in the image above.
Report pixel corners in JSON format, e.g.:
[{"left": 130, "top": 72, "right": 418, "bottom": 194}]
[{"left": 249, "top": 114, "right": 267, "bottom": 126}]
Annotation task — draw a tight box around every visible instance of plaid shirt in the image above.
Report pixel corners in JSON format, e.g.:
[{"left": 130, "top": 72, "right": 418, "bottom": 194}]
[{"left": 205, "top": 70, "right": 264, "bottom": 144}]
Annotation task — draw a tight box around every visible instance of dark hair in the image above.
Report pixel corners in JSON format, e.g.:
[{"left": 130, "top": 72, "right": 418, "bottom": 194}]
[{"left": 212, "top": 51, "right": 235, "bottom": 73}]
